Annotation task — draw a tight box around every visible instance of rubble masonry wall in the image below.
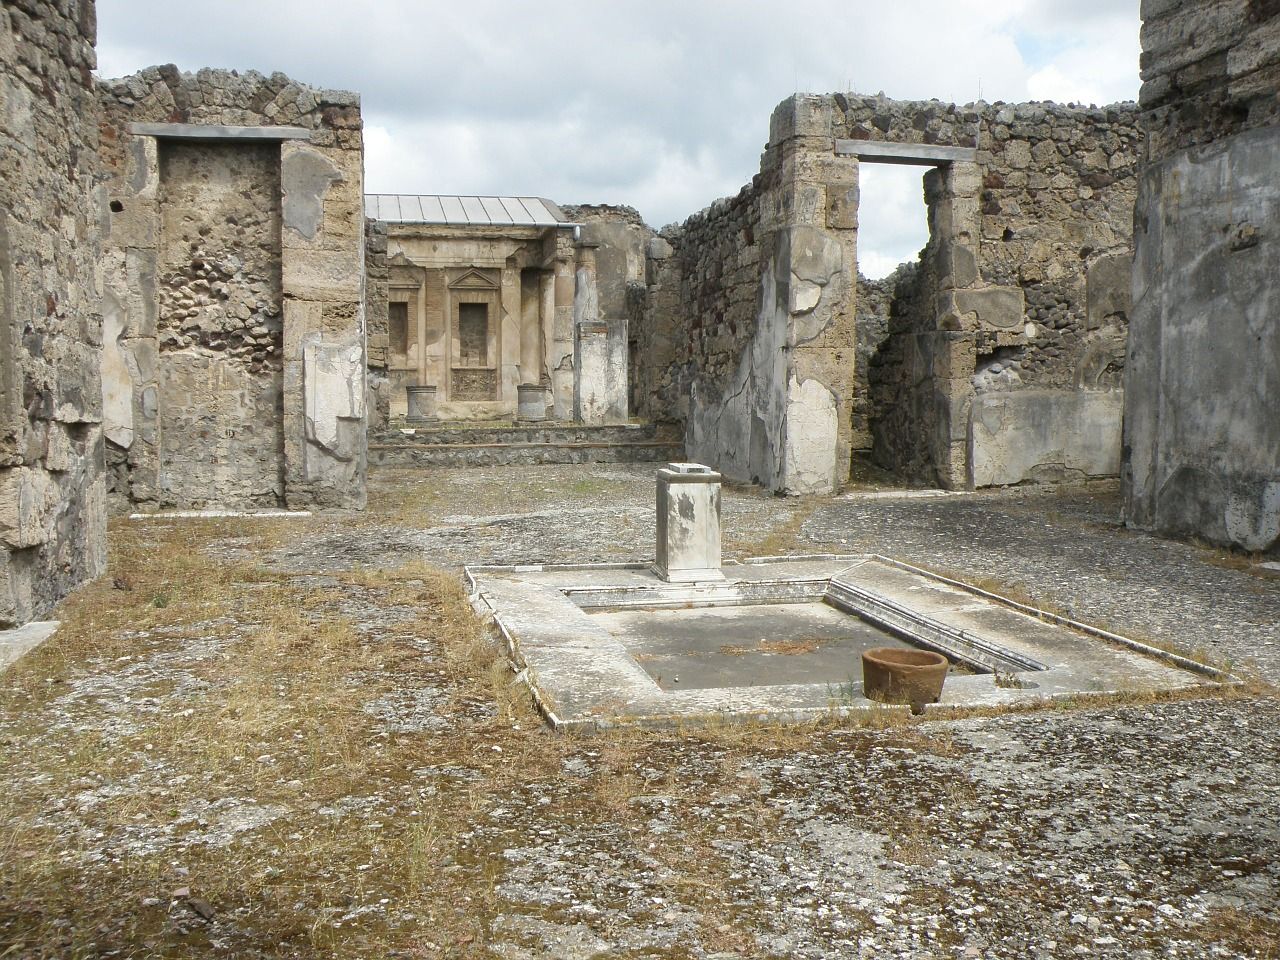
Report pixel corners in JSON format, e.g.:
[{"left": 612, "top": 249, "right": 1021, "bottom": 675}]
[
  {"left": 364, "top": 217, "right": 390, "bottom": 432},
  {"left": 0, "top": 0, "right": 107, "bottom": 626}
]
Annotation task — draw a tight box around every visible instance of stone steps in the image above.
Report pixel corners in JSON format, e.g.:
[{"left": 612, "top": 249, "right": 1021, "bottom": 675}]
[{"left": 368, "top": 422, "right": 685, "bottom": 467}]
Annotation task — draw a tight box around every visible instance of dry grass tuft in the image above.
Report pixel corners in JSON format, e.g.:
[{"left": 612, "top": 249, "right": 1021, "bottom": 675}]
[
  {"left": 719, "top": 637, "right": 824, "bottom": 657},
  {"left": 1187, "top": 906, "right": 1280, "bottom": 958},
  {"left": 730, "top": 496, "right": 823, "bottom": 557},
  {"left": 0, "top": 516, "right": 563, "bottom": 957}
]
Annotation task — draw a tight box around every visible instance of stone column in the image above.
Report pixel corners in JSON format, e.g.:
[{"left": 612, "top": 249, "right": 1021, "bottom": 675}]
[
  {"left": 280, "top": 138, "right": 367, "bottom": 510},
  {"left": 539, "top": 268, "right": 556, "bottom": 397},
  {"left": 519, "top": 270, "right": 543, "bottom": 386},
  {"left": 499, "top": 267, "right": 521, "bottom": 408},
  {"left": 550, "top": 255, "right": 576, "bottom": 421},
  {"left": 573, "top": 242, "right": 609, "bottom": 425}
]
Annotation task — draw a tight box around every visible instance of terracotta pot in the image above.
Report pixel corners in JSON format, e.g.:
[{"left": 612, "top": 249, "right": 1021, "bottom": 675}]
[{"left": 861, "top": 647, "right": 949, "bottom": 714}]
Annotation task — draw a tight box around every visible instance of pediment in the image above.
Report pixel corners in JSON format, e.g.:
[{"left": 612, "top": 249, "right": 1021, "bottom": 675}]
[{"left": 448, "top": 269, "right": 500, "bottom": 290}]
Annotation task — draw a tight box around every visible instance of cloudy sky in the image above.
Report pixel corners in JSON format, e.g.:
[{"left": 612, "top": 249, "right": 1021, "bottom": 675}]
[{"left": 95, "top": 0, "right": 1141, "bottom": 278}]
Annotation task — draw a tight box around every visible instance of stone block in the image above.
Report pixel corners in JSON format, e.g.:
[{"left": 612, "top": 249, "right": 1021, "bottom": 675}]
[
  {"left": 783, "top": 376, "right": 839, "bottom": 495},
  {"left": 0, "top": 619, "right": 57, "bottom": 670},
  {"left": 303, "top": 335, "right": 365, "bottom": 458},
  {"left": 102, "top": 293, "right": 135, "bottom": 449},
  {"left": 283, "top": 299, "right": 325, "bottom": 357},
  {"left": 0, "top": 552, "right": 30, "bottom": 631},
  {"left": 932, "top": 335, "right": 977, "bottom": 381},
  {"left": 105, "top": 196, "right": 158, "bottom": 248},
  {"left": 1004, "top": 139, "right": 1032, "bottom": 169},
  {"left": 769, "top": 95, "right": 833, "bottom": 145},
  {"left": 282, "top": 146, "right": 344, "bottom": 242},
  {"left": 574, "top": 320, "right": 610, "bottom": 425},
  {"left": 44, "top": 424, "right": 75, "bottom": 472},
  {"left": 941, "top": 241, "right": 980, "bottom": 289},
  {"left": 646, "top": 236, "right": 673, "bottom": 260},
  {"left": 126, "top": 248, "right": 159, "bottom": 338},
  {"left": 938, "top": 286, "right": 1026, "bottom": 332},
  {"left": 654, "top": 463, "right": 723, "bottom": 582},
  {"left": 788, "top": 225, "right": 844, "bottom": 284},
  {"left": 827, "top": 183, "right": 860, "bottom": 231},
  {"left": 283, "top": 249, "right": 362, "bottom": 302}
]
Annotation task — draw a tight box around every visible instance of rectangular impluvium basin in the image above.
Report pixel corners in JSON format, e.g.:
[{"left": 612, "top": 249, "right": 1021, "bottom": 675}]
[{"left": 466, "top": 555, "right": 1228, "bottom": 731}]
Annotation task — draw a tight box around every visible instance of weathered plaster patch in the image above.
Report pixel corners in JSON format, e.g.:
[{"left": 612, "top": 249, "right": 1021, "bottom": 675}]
[
  {"left": 791, "top": 280, "right": 822, "bottom": 314},
  {"left": 969, "top": 390, "right": 1123, "bottom": 488},
  {"left": 101, "top": 287, "right": 134, "bottom": 448},
  {"left": 687, "top": 256, "right": 788, "bottom": 490},
  {"left": 783, "top": 375, "right": 838, "bottom": 495},
  {"left": 282, "top": 149, "right": 342, "bottom": 241},
  {"left": 1224, "top": 480, "right": 1280, "bottom": 553},
  {"left": 303, "top": 337, "right": 365, "bottom": 459}
]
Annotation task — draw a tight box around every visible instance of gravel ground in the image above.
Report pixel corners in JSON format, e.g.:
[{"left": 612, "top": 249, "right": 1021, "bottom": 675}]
[{"left": 2, "top": 462, "right": 1278, "bottom": 958}]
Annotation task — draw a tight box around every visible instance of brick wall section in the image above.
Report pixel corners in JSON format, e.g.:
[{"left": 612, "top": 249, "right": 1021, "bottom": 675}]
[{"left": 0, "top": 0, "right": 106, "bottom": 626}]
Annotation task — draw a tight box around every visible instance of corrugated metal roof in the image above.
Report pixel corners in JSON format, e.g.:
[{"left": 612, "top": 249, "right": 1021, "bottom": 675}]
[{"left": 366, "top": 194, "right": 571, "bottom": 227}]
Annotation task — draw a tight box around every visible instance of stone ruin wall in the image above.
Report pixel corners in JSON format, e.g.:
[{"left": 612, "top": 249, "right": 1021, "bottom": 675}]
[
  {"left": 153, "top": 140, "right": 285, "bottom": 506},
  {"left": 1138, "top": 0, "right": 1280, "bottom": 164},
  {"left": 1123, "top": 0, "right": 1280, "bottom": 553},
  {"left": 0, "top": 0, "right": 106, "bottom": 626},
  {"left": 854, "top": 269, "right": 902, "bottom": 464},
  {"left": 98, "top": 66, "right": 368, "bottom": 511},
  {"left": 633, "top": 91, "right": 1138, "bottom": 492},
  {"left": 856, "top": 96, "right": 1142, "bottom": 488},
  {"left": 633, "top": 185, "right": 766, "bottom": 430}
]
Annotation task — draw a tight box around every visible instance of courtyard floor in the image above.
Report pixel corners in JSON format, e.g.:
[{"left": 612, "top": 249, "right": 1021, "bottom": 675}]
[{"left": 1, "top": 463, "right": 1278, "bottom": 959}]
